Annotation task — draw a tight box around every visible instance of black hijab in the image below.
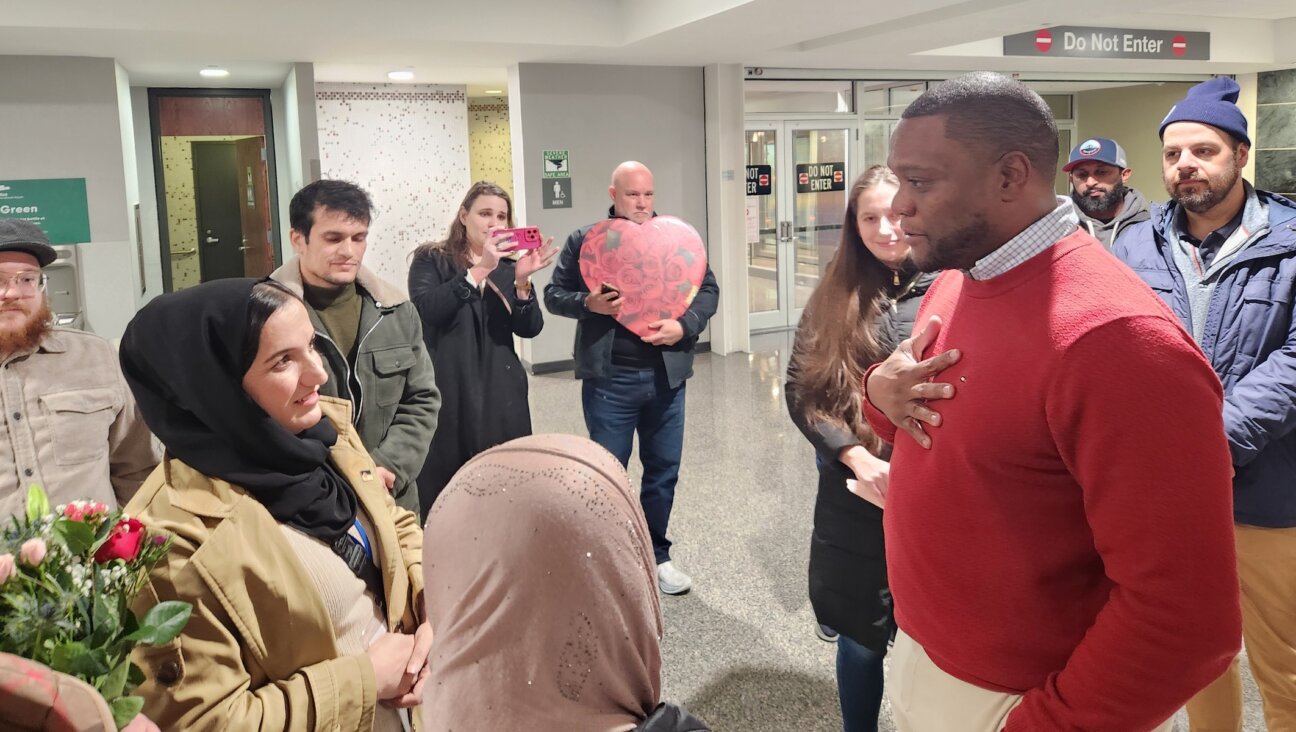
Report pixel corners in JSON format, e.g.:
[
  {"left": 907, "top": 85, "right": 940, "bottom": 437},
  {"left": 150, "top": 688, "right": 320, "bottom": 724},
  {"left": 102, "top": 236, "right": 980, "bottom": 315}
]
[{"left": 119, "top": 278, "right": 356, "bottom": 542}]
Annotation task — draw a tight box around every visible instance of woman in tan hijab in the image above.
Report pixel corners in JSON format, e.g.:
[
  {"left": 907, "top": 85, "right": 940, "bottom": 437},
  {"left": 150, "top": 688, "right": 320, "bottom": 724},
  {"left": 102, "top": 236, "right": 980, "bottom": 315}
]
[{"left": 421, "top": 434, "right": 708, "bottom": 732}]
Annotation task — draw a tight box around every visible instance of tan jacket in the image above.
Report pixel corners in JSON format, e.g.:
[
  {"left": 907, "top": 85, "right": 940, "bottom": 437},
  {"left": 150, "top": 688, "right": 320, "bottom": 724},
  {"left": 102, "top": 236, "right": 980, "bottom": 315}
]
[
  {"left": 0, "top": 328, "right": 160, "bottom": 518},
  {"left": 127, "top": 398, "right": 424, "bottom": 731}
]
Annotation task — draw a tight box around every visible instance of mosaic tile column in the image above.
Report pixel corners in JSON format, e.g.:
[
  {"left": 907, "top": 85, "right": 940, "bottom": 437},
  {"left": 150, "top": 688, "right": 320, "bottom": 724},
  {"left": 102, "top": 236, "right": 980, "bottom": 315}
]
[
  {"left": 468, "top": 98, "right": 513, "bottom": 202},
  {"left": 316, "top": 84, "right": 472, "bottom": 289}
]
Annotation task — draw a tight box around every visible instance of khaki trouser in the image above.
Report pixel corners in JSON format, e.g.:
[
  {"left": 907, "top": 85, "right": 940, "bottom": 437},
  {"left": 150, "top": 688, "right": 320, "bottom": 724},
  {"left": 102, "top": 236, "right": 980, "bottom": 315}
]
[
  {"left": 889, "top": 630, "right": 1173, "bottom": 732},
  {"left": 1187, "top": 525, "right": 1296, "bottom": 732}
]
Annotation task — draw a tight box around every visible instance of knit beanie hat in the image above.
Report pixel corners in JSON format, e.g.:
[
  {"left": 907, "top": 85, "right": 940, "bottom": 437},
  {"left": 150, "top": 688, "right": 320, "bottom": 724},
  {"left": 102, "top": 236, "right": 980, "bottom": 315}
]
[{"left": 1159, "top": 77, "right": 1250, "bottom": 146}]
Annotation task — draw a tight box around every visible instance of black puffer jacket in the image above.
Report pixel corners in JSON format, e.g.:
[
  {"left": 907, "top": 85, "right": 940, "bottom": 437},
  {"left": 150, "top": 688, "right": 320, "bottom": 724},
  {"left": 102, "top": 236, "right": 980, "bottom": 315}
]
[
  {"left": 634, "top": 703, "right": 710, "bottom": 732},
  {"left": 879, "top": 269, "right": 940, "bottom": 349}
]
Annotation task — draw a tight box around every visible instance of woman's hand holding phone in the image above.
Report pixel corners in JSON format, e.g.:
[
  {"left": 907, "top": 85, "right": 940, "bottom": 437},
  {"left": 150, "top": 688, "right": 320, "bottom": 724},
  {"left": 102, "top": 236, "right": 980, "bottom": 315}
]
[{"left": 469, "top": 229, "right": 514, "bottom": 283}]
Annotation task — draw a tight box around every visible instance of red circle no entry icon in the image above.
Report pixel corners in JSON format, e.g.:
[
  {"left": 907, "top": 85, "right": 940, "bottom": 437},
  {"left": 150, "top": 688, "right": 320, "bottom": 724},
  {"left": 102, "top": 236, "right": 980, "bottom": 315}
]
[
  {"left": 1035, "top": 29, "right": 1053, "bottom": 53},
  {"left": 798, "top": 172, "right": 809, "bottom": 185},
  {"left": 759, "top": 174, "right": 769, "bottom": 186},
  {"left": 1172, "top": 34, "right": 1187, "bottom": 57}
]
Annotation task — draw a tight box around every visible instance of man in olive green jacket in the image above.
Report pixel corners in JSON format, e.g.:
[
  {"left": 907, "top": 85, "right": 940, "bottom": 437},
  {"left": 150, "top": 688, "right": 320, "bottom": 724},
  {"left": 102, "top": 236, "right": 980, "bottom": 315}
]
[{"left": 270, "top": 181, "right": 439, "bottom": 512}]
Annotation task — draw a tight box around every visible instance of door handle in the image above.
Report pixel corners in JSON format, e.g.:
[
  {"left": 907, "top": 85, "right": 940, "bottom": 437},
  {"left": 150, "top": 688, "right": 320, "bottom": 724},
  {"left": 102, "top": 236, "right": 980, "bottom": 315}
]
[
  {"left": 778, "top": 221, "right": 792, "bottom": 243},
  {"left": 204, "top": 236, "right": 219, "bottom": 244}
]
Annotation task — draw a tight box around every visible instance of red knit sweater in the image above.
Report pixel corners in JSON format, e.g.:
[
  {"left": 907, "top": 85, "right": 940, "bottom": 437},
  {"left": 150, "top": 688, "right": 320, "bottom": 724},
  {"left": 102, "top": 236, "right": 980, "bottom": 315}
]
[{"left": 865, "top": 231, "right": 1241, "bottom": 731}]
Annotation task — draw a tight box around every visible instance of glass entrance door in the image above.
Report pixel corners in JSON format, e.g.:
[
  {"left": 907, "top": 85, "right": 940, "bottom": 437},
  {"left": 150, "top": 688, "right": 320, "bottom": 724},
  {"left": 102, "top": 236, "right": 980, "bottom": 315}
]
[{"left": 745, "top": 121, "right": 857, "bottom": 332}]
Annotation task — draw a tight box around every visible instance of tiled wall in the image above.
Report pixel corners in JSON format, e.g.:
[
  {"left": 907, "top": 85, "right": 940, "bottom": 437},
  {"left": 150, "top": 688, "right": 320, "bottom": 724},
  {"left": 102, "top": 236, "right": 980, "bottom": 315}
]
[
  {"left": 316, "top": 83, "right": 472, "bottom": 290},
  {"left": 468, "top": 97, "right": 514, "bottom": 202},
  {"left": 1256, "top": 69, "right": 1296, "bottom": 202},
  {"left": 160, "top": 135, "right": 257, "bottom": 290}
]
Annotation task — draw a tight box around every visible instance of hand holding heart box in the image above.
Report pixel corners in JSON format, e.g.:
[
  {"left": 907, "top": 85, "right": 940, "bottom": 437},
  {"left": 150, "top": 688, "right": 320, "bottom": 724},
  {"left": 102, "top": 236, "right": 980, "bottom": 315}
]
[{"left": 578, "top": 216, "right": 708, "bottom": 339}]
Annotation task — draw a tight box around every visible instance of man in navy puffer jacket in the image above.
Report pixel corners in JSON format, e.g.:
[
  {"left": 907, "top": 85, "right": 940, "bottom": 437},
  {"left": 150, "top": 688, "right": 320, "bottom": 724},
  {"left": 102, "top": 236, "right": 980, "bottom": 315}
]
[{"left": 1113, "top": 76, "right": 1296, "bottom": 732}]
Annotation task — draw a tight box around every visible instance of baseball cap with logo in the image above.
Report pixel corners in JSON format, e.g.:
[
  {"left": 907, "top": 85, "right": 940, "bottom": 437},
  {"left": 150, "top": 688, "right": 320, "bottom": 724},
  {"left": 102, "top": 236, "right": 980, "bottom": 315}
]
[
  {"left": 1063, "top": 138, "right": 1128, "bottom": 173},
  {"left": 0, "top": 220, "right": 58, "bottom": 267}
]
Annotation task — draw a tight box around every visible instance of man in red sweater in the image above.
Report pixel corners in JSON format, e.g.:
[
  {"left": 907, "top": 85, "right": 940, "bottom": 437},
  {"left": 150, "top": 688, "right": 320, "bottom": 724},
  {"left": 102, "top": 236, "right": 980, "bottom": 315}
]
[{"left": 862, "top": 72, "right": 1241, "bottom": 731}]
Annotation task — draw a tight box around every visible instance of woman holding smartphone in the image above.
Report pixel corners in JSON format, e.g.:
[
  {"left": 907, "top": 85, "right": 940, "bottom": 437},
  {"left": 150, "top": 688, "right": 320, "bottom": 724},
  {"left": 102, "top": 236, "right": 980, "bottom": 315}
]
[
  {"left": 785, "top": 166, "right": 937, "bottom": 732},
  {"left": 408, "top": 181, "right": 557, "bottom": 517}
]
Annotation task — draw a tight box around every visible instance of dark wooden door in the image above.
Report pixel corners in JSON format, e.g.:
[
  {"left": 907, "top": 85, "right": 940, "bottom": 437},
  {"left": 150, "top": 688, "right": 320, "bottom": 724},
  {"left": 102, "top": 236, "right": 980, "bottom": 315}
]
[
  {"left": 235, "top": 136, "right": 274, "bottom": 277},
  {"left": 192, "top": 141, "right": 245, "bottom": 282}
]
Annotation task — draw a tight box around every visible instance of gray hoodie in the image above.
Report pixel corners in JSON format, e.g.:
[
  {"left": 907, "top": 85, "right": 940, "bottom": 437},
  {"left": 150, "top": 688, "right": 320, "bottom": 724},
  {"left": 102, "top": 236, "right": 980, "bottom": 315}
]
[{"left": 1073, "top": 188, "right": 1152, "bottom": 248}]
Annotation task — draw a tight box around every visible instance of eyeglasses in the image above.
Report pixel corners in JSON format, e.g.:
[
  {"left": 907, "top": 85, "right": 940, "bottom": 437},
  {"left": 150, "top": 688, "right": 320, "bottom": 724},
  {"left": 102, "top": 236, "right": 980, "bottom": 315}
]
[{"left": 0, "top": 272, "right": 47, "bottom": 296}]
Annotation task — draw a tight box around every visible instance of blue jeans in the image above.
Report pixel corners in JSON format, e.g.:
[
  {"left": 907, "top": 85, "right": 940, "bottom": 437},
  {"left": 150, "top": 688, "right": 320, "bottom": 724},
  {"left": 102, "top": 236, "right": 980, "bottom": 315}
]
[
  {"left": 581, "top": 366, "right": 686, "bottom": 564},
  {"left": 836, "top": 632, "right": 887, "bottom": 732}
]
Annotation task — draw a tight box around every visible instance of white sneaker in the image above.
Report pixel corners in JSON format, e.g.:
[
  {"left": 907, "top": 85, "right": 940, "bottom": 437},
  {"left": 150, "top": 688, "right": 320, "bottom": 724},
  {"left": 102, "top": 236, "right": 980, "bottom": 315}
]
[{"left": 656, "top": 561, "right": 692, "bottom": 595}]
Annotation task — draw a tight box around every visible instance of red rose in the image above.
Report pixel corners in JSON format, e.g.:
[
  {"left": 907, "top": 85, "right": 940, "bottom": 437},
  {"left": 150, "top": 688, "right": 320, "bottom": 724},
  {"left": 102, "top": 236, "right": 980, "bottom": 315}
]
[
  {"left": 615, "top": 240, "right": 644, "bottom": 268},
  {"left": 660, "top": 284, "right": 685, "bottom": 309},
  {"left": 599, "top": 244, "right": 621, "bottom": 271},
  {"left": 618, "top": 289, "right": 645, "bottom": 321},
  {"left": 663, "top": 255, "right": 687, "bottom": 285},
  {"left": 640, "top": 275, "right": 665, "bottom": 304},
  {"left": 615, "top": 266, "right": 645, "bottom": 292},
  {"left": 95, "top": 518, "right": 146, "bottom": 563},
  {"left": 639, "top": 254, "right": 663, "bottom": 281}
]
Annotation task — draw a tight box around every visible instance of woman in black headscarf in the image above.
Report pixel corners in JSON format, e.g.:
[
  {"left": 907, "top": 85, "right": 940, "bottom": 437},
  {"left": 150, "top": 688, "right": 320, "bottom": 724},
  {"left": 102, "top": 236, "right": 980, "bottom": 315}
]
[{"left": 118, "top": 278, "right": 429, "bottom": 731}]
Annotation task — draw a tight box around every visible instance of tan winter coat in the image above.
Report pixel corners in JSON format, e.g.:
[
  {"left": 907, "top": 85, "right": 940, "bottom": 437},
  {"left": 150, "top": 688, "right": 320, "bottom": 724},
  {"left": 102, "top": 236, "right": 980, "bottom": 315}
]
[{"left": 126, "top": 398, "right": 424, "bottom": 731}]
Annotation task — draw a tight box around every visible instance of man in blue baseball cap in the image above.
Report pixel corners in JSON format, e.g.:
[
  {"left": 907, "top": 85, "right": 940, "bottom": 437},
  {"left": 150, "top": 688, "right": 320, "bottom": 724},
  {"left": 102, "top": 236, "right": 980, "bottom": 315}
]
[
  {"left": 1114, "top": 75, "right": 1296, "bottom": 731},
  {"left": 1063, "top": 137, "right": 1150, "bottom": 248}
]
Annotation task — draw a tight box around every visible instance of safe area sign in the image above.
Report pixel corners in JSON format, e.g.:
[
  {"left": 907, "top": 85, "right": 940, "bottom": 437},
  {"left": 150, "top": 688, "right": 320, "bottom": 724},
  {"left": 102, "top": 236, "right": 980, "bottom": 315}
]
[
  {"left": 543, "top": 150, "right": 570, "bottom": 178},
  {"left": 795, "top": 163, "right": 845, "bottom": 194}
]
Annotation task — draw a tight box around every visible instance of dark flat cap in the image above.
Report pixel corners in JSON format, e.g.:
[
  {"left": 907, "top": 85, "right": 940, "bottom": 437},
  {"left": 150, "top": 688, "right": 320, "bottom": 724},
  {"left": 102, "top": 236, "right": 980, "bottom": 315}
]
[{"left": 0, "top": 220, "right": 58, "bottom": 267}]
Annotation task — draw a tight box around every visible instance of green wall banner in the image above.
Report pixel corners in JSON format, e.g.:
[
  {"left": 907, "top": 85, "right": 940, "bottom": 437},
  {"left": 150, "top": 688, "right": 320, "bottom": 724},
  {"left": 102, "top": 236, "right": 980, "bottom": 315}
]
[{"left": 0, "top": 178, "right": 91, "bottom": 244}]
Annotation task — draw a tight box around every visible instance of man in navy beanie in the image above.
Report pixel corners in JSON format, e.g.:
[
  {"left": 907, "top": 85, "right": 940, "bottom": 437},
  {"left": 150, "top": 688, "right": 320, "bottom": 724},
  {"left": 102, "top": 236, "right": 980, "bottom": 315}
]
[{"left": 1114, "top": 76, "right": 1296, "bottom": 731}]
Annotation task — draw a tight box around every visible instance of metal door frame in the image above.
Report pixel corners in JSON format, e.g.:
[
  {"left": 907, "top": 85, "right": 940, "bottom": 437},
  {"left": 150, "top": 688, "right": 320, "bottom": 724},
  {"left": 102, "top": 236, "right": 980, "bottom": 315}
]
[
  {"left": 746, "top": 118, "right": 858, "bottom": 333},
  {"left": 148, "top": 88, "right": 281, "bottom": 292}
]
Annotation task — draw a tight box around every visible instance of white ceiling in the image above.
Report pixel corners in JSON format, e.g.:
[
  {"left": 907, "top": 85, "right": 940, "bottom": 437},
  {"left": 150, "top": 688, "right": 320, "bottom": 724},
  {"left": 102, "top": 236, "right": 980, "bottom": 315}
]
[{"left": 0, "top": 0, "right": 1292, "bottom": 89}]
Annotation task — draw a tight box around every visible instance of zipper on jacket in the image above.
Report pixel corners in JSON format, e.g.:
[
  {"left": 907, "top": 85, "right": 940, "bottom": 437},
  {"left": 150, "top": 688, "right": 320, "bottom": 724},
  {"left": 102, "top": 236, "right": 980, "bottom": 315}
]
[
  {"left": 313, "top": 329, "right": 358, "bottom": 421},
  {"left": 349, "top": 310, "right": 388, "bottom": 425}
]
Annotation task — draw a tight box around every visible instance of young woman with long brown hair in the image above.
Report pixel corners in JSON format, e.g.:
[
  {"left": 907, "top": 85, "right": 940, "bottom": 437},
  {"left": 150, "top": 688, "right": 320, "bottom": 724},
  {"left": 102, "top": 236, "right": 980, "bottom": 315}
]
[
  {"left": 784, "top": 165, "right": 937, "bottom": 732},
  {"left": 407, "top": 181, "right": 557, "bottom": 516}
]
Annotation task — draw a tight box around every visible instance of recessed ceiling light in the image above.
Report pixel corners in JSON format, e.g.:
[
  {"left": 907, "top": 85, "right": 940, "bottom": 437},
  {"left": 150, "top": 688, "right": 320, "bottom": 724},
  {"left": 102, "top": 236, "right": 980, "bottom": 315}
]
[
  {"left": 485, "top": 89, "right": 503, "bottom": 95},
  {"left": 199, "top": 67, "right": 229, "bottom": 78},
  {"left": 388, "top": 70, "right": 415, "bottom": 81}
]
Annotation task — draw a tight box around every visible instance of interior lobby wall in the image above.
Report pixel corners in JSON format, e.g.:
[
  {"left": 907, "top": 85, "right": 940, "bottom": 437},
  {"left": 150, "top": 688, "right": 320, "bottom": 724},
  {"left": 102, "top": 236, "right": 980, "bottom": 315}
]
[
  {"left": 0, "top": 55, "right": 138, "bottom": 338},
  {"left": 508, "top": 62, "right": 708, "bottom": 372},
  {"left": 1074, "top": 82, "right": 1195, "bottom": 202}
]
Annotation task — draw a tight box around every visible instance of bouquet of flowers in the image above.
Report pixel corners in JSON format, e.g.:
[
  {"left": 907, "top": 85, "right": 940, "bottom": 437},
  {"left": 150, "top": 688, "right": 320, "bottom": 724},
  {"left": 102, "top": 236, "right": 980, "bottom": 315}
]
[{"left": 0, "top": 485, "right": 191, "bottom": 729}]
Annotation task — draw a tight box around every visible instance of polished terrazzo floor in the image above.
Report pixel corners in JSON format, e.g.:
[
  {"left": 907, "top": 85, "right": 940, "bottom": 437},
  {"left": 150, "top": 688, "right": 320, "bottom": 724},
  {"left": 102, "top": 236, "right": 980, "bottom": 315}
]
[{"left": 528, "top": 331, "right": 1266, "bottom": 731}]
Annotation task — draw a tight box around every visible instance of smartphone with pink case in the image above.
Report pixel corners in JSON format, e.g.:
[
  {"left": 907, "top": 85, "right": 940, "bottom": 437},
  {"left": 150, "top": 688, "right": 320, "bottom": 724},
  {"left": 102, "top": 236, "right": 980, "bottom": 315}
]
[{"left": 497, "top": 226, "right": 542, "bottom": 250}]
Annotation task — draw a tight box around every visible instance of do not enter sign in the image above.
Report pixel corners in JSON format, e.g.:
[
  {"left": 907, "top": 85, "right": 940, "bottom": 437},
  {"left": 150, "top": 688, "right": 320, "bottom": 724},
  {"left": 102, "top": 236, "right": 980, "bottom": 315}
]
[{"left": 795, "top": 163, "right": 845, "bottom": 194}]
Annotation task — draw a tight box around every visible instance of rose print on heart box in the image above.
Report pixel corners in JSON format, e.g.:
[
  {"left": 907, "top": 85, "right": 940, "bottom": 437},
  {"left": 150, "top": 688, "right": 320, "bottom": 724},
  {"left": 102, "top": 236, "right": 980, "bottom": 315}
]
[{"left": 578, "top": 216, "right": 708, "bottom": 338}]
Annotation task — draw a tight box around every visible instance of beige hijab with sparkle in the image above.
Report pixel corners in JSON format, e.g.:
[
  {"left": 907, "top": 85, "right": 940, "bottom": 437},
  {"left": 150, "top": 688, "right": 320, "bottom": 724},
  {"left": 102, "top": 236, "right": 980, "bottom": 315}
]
[{"left": 421, "top": 434, "right": 663, "bottom": 731}]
